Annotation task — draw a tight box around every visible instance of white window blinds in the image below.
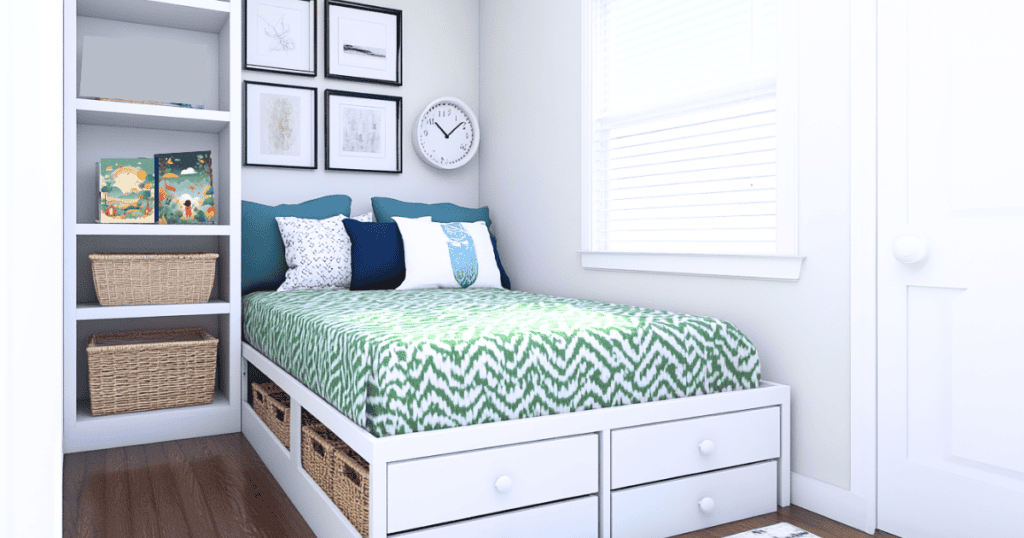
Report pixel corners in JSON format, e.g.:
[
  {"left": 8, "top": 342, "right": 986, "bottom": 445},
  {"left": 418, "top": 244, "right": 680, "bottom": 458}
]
[{"left": 588, "top": 0, "right": 781, "bottom": 255}]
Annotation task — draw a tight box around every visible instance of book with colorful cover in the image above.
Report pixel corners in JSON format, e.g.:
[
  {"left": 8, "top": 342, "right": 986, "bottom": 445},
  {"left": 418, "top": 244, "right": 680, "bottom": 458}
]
[
  {"left": 156, "top": 151, "right": 215, "bottom": 224},
  {"left": 99, "top": 158, "right": 156, "bottom": 223}
]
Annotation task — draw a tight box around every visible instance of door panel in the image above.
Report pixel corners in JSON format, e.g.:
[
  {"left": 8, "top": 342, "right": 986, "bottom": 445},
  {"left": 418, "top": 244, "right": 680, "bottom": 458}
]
[{"left": 879, "top": 1, "right": 1024, "bottom": 536}]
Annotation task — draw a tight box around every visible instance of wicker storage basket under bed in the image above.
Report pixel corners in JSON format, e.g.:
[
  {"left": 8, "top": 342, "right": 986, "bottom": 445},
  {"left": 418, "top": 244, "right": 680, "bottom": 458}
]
[
  {"left": 252, "top": 382, "right": 291, "bottom": 448},
  {"left": 302, "top": 417, "right": 370, "bottom": 538},
  {"left": 86, "top": 328, "right": 218, "bottom": 416},
  {"left": 89, "top": 252, "right": 218, "bottom": 306}
]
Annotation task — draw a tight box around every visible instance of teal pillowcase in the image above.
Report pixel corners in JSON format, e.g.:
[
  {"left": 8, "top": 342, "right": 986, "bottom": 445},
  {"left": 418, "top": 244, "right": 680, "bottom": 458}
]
[
  {"left": 242, "top": 195, "right": 352, "bottom": 295},
  {"left": 371, "top": 197, "right": 491, "bottom": 227}
]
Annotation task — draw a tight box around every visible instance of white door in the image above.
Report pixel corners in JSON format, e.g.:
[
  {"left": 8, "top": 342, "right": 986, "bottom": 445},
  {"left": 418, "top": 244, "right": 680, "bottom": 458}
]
[{"left": 878, "top": 1, "right": 1024, "bottom": 537}]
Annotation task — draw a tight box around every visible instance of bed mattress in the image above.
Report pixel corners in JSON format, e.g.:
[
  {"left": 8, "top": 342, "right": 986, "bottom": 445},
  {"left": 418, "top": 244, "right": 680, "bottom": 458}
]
[{"left": 243, "top": 289, "right": 760, "bottom": 438}]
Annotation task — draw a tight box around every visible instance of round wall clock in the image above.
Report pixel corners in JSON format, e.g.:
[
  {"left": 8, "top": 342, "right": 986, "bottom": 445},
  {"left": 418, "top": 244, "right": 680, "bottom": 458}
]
[{"left": 414, "top": 97, "right": 480, "bottom": 169}]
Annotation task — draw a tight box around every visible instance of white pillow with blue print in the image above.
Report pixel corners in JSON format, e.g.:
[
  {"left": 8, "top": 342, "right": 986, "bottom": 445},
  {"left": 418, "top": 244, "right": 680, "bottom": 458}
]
[{"left": 393, "top": 217, "right": 503, "bottom": 290}]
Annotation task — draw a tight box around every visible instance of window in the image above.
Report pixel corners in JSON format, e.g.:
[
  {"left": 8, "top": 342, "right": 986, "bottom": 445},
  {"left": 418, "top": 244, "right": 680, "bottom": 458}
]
[{"left": 582, "top": 0, "right": 801, "bottom": 278}]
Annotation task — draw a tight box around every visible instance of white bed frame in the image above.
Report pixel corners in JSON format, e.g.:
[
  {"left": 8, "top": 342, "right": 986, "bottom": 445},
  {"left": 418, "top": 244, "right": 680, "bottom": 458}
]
[{"left": 242, "top": 342, "right": 790, "bottom": 538}]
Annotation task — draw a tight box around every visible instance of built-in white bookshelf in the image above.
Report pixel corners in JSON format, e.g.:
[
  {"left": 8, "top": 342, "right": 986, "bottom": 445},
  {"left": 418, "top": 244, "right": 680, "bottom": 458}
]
[{"left": 62, "top": 0, "right": 242, "bottom": 453}]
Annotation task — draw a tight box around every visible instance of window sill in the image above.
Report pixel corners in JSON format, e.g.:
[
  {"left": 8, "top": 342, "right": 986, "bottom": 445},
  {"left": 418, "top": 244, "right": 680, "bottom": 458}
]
[{"left": 579, "top": 251, "right": 805, "bottom": 281}]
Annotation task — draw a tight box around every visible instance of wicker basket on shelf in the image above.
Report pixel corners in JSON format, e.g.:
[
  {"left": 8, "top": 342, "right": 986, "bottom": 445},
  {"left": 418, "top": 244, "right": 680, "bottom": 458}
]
[
  {"left": 86, "top": 328, "right": 218, "bottom": 416},
  {"left": 252, "top": 382, "right": 291, "bottom": 448},
  {"left": 89, "top": 252, "right": 218, "bottom": 306},
  {"left": 302, "top": 417, "right": 370, "bottom": 538}
]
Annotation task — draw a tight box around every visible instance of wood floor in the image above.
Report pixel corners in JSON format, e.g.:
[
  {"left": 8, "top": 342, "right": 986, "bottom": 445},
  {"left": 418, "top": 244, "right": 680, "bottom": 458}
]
[{"left": 64, "top": 433, "right": 897, "bottom": 538}]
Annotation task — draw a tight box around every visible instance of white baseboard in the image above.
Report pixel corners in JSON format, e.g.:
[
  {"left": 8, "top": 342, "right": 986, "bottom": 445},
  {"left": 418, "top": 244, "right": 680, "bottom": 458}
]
[{"left": 791, "top": 472, "right": 874, "bottom": 534}]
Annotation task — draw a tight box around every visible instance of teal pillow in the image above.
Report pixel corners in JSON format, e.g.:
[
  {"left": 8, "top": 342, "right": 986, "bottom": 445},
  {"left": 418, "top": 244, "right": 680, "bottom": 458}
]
[
  {"left": 242, "top": 195, "right": 352, "bottom": 295},
  {"left": 371, "top": 197, "right": 491, "bottom": 227}
]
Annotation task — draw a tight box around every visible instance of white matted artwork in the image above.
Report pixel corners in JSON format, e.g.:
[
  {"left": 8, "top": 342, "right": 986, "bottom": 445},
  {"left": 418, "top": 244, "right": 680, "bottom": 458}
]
[
  {"left": 325, "top": 89, "right": 401, "bottom": 173},
  {"left": 245, "top": 0, "right": 316, "bottom": 76},
  {"left": 244, "top": 81, "right": 317, "bottom": 169},
  {"left": 325, "top": 0, "right": 402, "bottom": 85}
]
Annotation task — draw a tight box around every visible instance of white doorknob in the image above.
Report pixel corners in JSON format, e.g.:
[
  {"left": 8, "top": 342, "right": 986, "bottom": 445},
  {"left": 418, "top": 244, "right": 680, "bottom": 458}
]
[
  {"left": 494, "top": 475, "right": 513, "bottom": 494},
  {"left": 698, "top": 440, "right": 715, "bottom": 456},
  {"left": 698, "top": 497, "right": 715, "bottom": 514},
  {"left": 892, "top": 233, "right": 928, "bottom": 264}
]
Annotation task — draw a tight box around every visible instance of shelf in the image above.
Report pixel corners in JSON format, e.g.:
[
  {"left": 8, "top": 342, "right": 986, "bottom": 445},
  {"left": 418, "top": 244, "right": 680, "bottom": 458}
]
[
  {"left": 76, "top": 223, "right": 231, "bottom": 236},
  {"left": 69, "top": 391, "right": 235, "bottom": 452},
  {"left": 78, "top": 0, "right": 230, "bottom": 33},
  {"left": 77, "top": 300, "right": 231, "bottom": 320},
  {"left": 77, "top": 99, "right": 230, "bottom": 133},
  {"left": 77, "top": 390, "right": 230, "bottom": 424}
]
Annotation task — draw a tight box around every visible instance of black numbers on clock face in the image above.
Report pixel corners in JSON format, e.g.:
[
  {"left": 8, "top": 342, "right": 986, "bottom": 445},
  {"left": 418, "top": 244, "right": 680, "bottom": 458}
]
[{"left": 419, "top": 102, "right": 474, "bottom": 165}]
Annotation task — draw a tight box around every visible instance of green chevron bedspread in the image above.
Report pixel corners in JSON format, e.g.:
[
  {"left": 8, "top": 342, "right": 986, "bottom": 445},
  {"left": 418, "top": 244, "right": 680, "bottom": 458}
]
[{"left": 243, "top": 288, "right": 760, "bottom": 438}]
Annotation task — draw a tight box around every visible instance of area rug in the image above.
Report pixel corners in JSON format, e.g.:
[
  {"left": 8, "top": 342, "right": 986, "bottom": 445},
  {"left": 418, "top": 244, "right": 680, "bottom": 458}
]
[{"left": 725, "top": 522, "right": 822, "bottom": 538}]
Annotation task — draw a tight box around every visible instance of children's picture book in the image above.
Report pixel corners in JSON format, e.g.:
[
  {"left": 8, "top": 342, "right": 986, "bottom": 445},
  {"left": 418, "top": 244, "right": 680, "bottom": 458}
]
[
  {"left": 156, "top": 151, "right": 215, "bottom": 224},
  {"left": 99, "top": 158, "right": 156, "bottom": 223}
]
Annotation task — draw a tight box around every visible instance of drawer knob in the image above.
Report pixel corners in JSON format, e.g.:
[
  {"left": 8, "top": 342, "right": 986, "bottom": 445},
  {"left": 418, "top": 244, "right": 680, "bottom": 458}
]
[
  {"left": 698, "top": 497, "right": 715, "bottom": 514},
  {"left": 698, "top": 439, "right": 715, "bottom": 456},
  {"left": 494, "top": 475, "right": 513, "bottom": 494}
]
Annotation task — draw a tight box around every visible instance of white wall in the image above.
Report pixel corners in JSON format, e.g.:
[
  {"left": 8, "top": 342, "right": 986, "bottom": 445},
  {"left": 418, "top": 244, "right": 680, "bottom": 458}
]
[
  {"left": 479, "top": 0, "right": 853, "bottom": 491},
  {"left": 0, "top": 3, "right": 64, "bottom": 537},
  {"left": 242, "top": 0, "right": 480, "bottom": 217}
]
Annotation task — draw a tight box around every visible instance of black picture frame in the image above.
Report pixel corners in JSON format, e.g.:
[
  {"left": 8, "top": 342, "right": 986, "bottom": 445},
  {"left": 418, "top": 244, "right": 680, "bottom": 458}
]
[
  {"left": 324, "top": 89, "right": 402, "bottom": 173},
  {"left": 244, "top": 0, "right": 317, "bottom": 77},
  {"left": 244, "top": 81, "right": 319, "bottom": 170},
  {"left": 324, "top": 0, "right": 403, "bottom": 86}
]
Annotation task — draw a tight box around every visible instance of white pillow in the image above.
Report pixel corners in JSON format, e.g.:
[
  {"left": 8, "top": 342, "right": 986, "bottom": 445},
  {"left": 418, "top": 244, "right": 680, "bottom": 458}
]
[
  {"left": 394, "top": 217, "right": 503, "bottom": 290},
  {"left": 276, "top": 212, "right": 374, "bottom": 292}
]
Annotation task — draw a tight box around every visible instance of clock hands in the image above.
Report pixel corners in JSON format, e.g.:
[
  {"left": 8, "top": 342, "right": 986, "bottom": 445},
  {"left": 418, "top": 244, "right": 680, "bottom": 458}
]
[
  {"left": 435, "top": 122, "right": 449, "bottom": 139},
  {"left": 433, "top": 120, "right": 468, "bottom": 139}
]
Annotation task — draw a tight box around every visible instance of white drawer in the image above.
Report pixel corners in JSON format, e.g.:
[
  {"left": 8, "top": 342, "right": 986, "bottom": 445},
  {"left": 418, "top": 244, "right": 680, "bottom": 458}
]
[
  {"left": 611, "top": 407, "right": 779, "bottom": 489},
  {"left": 393, "top": 496, "right": 598, "bottom": 538},
  {"left": 387, "top": 434, "right": 598, "bottom": 533},
  {"left": 612, "top": 461, "right": 777, "bottom": 538}
]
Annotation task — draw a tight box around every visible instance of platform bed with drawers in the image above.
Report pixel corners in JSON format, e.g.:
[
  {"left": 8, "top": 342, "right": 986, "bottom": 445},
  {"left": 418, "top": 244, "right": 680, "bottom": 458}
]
[{"left": 242, "top": 340, "right": 790, "bottom": 538}]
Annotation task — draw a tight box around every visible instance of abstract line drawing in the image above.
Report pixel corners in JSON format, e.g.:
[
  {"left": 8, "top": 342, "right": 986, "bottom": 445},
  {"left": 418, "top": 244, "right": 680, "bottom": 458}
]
[
  {"left": 341, "top": 106, "right": 384, "bottom": 155},
  {"left": 260, "top": 14, "right": 296, "bottom": 53}
]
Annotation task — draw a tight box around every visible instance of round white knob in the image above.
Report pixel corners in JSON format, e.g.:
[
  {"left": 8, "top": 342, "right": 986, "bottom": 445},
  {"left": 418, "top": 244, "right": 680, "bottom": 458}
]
[
  {"left": 698, "top": 497, "right": 715, "bottom": 514},
  {"left": 698, "top": 440, "right": 715, "bottom": 456},
  {"left": 892, "top": 233, "right": 928, "bottom": 264},
  {"left": 494, "top": 475, "right": 513, "bottom": 494}
]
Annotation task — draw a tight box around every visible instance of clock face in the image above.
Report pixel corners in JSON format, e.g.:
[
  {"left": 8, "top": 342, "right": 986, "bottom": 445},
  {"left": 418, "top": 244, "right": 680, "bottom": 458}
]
[{"left": 416, "top": 99, "right": 478, "bottom": 169}]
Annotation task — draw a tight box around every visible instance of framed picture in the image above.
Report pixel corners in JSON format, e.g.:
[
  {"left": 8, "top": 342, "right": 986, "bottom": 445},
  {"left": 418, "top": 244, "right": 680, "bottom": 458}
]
[
  {"left": 244, "top": 81, "right": 318, "bottom": 169},
  {"left": 325, "top": 89, "right": 402, "bottom": 173},
  {"left": 244, "top": 0, "right": 316, "bottom": 76},
  {"left": 325, "top": 0, "right": 402, "bottom": 86}
]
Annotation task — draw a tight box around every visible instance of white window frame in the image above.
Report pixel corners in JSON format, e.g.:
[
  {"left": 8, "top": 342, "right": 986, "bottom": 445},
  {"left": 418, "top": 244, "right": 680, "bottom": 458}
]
[{"left": 580, "top": 0, "right": 804, "bottom": 281}]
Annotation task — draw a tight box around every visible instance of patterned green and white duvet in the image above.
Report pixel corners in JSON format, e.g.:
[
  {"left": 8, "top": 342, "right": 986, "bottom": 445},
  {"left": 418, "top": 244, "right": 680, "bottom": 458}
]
[{"left": 243, "top": 289, "right": 760, "bottom": 438}]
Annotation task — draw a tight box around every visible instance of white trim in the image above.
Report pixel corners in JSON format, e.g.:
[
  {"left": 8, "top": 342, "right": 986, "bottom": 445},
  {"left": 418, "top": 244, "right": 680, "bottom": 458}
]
[
  {"left": 580, "top": 251, "right": 804, "bottom": 281},
  {"left": 775, "top": 0, "right": 800, "bottom": 256},
  {"left": 580, "top": 0, "right": 594, "bottom": 252},
  {"left": 791, "top": 472, "right": 869, "bottom": 530},
  {"left": 849, "top": 0, "right": 878, "bottom": 534}
]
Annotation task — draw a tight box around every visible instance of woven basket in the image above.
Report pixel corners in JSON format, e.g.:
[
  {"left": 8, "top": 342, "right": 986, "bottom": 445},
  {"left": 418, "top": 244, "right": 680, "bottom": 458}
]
[
  {"left": 86, "top": 328, "right": 218, "bottom": 416},
  {"left": 89, "top": 253, "right": 218, "bottom": 306},
  {"left": 253, "top": 382, "right": 290, "bottom": 448},
  {"left": 302, "top": 419, "right": 370, "bottom": 538},
  {"left": 330, "top": 436, "right": 370, "bottom": 537}
]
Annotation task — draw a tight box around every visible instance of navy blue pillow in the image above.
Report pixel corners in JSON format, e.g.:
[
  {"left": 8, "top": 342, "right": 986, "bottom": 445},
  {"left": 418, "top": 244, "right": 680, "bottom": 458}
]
[
  {"left": 344, "top": 220, "right": 512, "bottom": 290},
  {"left": 491, "top": 235, "right": 512, "bottom": 290},
  {"left": 241, "top": 195, "right": 352, "bottom": 295},
  {"left": 343, "top": 220, "right": 407, "bottom": 290}
]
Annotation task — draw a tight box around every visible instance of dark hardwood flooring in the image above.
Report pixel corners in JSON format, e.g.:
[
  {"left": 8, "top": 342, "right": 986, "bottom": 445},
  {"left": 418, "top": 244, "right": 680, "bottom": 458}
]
[
  {"left": 63, "top": 433, "right": 316, "bottom": 538},
  {"left": 65, "top": 434, "right": 897, "bottom": 538}
]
